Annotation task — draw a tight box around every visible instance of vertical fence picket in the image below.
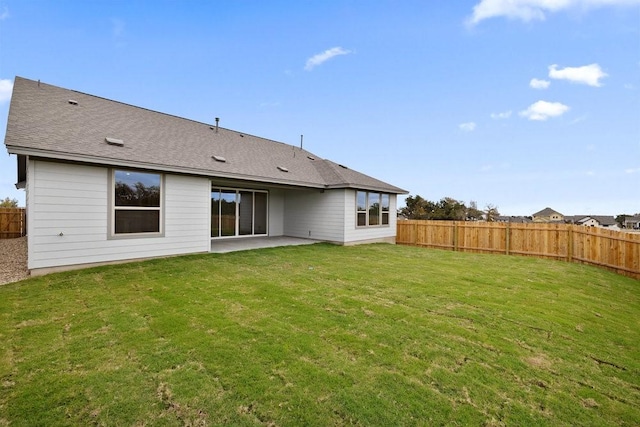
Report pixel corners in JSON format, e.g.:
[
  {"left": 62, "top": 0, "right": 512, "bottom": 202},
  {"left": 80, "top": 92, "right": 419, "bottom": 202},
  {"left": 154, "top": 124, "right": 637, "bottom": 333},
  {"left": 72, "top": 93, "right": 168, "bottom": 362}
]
[{"left": 0, "top": 208, "right": 27, "bottom": 239}]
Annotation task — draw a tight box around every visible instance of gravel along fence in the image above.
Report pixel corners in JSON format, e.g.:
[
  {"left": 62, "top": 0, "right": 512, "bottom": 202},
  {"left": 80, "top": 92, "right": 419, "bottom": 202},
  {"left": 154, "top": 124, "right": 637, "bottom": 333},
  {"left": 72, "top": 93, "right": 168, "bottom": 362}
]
[{"left": 0, "top": 236, "right": 28, "bottom": 285}]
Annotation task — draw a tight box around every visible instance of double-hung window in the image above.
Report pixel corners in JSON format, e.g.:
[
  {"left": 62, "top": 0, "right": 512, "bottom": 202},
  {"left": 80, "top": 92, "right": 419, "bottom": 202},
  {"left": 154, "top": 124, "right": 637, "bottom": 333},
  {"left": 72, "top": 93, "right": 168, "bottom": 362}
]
[
  {"left": 112, "top": 169, "right": 163, "bottom": 236},
  {"left": 356, "top": 191, "right": 390, "bottom": 227}
]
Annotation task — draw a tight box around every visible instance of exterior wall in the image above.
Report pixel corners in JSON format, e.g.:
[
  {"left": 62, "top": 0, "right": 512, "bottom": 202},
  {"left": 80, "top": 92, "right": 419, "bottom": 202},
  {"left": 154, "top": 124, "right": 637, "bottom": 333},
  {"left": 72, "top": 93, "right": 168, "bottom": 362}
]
[
  {"left": 28, "top": 160, "right": 210, "bottom": 272},
  {"left": 624, "top": 218, "right": 640, "bottom": 229},
  {"left": 579, "top": 217, "right": 620, "bottom": 230},
  {"left": 283, "top": 188, "right": 398, "bottom": 244},
  {"left": 283, "top": 189, "right": 345, "bottom": 242},
  {"left": 342, "top": 190, "right": 398, "bottom": 244},
  {"left": 268, "top": 189, "right": 285, "bottom": 237},
  {"left": 26, "top": 160, "right": 400, "bottom": 272}
]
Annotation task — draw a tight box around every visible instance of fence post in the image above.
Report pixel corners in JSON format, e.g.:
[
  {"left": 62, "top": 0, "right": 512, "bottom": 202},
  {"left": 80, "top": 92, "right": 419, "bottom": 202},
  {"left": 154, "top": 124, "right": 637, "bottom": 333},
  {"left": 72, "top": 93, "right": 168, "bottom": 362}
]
[
  {"left": 505, "top": 221, "right": 510, "bottom": 256},
  {"left": 567, "top": 225, "right": 573, "bottom": 263},
  {"left": 453, "top": 221, "right": 458, "bottom": 252}
]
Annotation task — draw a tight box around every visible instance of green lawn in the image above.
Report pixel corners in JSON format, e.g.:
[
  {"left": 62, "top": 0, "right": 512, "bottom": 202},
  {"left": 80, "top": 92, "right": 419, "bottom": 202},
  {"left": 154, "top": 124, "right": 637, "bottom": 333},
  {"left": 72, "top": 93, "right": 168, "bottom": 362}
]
[{"left": 1, "top": 243, "right": 638, "bottom": 426}]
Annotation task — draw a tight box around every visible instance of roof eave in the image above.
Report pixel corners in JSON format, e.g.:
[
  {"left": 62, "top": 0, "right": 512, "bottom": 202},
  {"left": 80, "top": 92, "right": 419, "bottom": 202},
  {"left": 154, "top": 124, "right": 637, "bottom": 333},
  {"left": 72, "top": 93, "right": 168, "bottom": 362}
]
[
  {"left": 5, "top": 146, "right": 327, "bottom": 190},
  {"left": 323, "top": 182, "right": 409, "bottom": 194}
]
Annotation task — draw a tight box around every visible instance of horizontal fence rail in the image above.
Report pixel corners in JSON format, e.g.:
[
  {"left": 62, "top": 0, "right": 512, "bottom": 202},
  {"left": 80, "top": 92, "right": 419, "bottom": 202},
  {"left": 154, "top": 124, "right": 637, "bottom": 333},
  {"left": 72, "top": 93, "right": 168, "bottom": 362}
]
[
  {"left": 0, "top": 208, "right": 26, "bottom": 239},
  {"left": 397, "top": 220, "right": 640, "bottom": 280}
]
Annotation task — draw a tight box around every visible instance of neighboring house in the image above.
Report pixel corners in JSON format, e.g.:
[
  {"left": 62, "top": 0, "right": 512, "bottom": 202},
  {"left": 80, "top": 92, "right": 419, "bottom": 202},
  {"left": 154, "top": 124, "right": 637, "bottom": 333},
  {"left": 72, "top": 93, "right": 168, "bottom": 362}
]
[
  {"left": 573, "top": 215, "right": 620, "bottom": 230},
  {"left": 4, "top": 77, "right": 407, "bottom": 274},
  {"left": 563, "top": 215, "right": 583, "bottom": 224},
  {"left": 623, "top": 215, "right": 640, "bottom": 230},
  {"left": 532, "top": 207, "right": 564, "bottom": 223},
  {"left": 538, "top": 211, "right": 628, "bottom": 230}
]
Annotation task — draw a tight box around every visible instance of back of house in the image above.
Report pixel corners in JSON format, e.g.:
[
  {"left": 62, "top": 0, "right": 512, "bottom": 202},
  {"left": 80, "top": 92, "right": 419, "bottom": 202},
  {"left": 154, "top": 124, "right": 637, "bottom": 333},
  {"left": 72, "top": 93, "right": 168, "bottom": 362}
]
[{"left": 4, "top": 77, "right": 407, "bottom": 274}]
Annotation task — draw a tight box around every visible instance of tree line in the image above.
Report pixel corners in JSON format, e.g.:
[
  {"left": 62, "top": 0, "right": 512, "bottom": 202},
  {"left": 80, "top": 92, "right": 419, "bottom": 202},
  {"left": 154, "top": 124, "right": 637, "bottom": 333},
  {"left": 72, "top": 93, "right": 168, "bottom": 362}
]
[
  {"left": 399, "top": 195, "right": 500, "bottom": 221},
  {"left": 0, "top": 197, "right": 19, "bottom": 208}
]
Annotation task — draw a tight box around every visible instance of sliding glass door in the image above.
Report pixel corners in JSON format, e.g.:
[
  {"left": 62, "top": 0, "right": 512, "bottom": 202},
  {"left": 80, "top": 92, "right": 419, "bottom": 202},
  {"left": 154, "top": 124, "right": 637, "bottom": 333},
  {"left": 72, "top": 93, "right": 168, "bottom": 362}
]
[{"left": 211, "top": 187, "right": 267, "bottom": 238}]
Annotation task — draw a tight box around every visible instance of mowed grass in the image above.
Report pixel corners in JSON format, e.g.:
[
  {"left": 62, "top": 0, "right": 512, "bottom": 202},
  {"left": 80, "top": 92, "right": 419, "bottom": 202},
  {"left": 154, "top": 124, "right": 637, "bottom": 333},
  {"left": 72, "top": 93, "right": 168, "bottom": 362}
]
[{"left": 0, "top": 244, "right": 638, "bottom": 426}]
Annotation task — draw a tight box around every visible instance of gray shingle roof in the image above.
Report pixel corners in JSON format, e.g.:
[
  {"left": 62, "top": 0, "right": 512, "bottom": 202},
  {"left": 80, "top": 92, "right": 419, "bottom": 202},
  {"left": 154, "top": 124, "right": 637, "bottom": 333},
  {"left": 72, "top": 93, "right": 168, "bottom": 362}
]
[
  {"left": 532, "top": 207, "right": 563, "bottom": 217},
  {"left": 577, "top": 215, "right": 617, "bottom": 226},
  {"left": 4, "top": 77, "right": 407, "bottom": 194}
]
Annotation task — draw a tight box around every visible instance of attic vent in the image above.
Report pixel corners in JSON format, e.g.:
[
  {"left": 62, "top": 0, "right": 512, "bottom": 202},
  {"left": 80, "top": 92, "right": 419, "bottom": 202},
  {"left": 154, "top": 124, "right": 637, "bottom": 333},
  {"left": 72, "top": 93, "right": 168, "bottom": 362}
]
[
  {"left": 307, "top": 156, "right": 316, "bottom": 161},
  {"left": 105, "top": 137, "right": 124, "bottom": 147},
  {"left": 68, "top": 99, "right": 78, "bottom": 105},
  {"left": 212, "top": 155, "right": 226, "bottom": 163},
  {"left": 277, "top": 166, "right": 289, "bottom": 173},
  {"left": 338, "top": 164, "right": 348, "bottom": 169}
]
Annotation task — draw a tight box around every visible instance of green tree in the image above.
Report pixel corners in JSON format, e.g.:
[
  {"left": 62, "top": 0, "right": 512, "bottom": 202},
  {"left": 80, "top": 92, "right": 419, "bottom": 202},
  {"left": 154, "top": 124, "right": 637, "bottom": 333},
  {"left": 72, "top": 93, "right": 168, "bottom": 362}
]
[
  {"left": 400, "top": 195, "right": 435, "bottom": 219},
  {"left": 485, "top": 204, "right": 500, "bottom": 222},
  {"left": 400, "top": 195, "right": 468, "bottom": 220},
  {"left": 433, "top": 197, "right": 466, "bottom": 220},
  {"left": 466, "top": 200, "right": 484, "bottom": 221},
  {"left": 0, "top": 197, "right": 19, "bottom": 208},
  {"left": 615, "top": 214, "right": 628, "bottom": 228},
  {"left": 401, "top": 195, "right": 500, "bottom": 221}
]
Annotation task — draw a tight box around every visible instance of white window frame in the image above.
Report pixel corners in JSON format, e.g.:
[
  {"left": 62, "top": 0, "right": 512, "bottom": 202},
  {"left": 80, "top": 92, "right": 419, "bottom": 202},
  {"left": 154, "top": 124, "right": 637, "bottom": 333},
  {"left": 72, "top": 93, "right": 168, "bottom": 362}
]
[
  {"left": 356, "top": 190, "right": 390, "bottom": 228},
  {"left": 109, "top": 169, "right": 164, "bottom": 239}
]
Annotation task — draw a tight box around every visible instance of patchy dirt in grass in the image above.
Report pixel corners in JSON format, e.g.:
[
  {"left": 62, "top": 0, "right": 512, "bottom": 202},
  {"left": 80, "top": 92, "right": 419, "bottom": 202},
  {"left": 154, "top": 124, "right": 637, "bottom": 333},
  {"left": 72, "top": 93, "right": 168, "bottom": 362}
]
[
  {"left": 0, "top": 236, "right": 28, "bottom": 285},
  {"left": 581, "top": 398, "right": 599, "bottom": 408},
  {"left": 524, "top": 354, "right": 552, "bottom": 370}
]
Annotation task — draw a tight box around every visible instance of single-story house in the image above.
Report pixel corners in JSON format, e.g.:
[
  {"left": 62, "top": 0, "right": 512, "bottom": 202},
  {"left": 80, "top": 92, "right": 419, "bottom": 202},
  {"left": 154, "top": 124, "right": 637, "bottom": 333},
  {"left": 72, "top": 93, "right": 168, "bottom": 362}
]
[
  {"left": 572, "top": 215, "right": 619, "bottom": 230},
  {"left": 4, "top": 77, "right": 407, "bottom": 275}
]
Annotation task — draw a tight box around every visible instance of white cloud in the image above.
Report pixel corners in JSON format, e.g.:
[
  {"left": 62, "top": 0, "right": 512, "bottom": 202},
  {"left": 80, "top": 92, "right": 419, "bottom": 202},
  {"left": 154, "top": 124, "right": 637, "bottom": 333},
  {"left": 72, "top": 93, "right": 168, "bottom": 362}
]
[
  {"left": 570, "top": 114, "right": 588, "bottom": 124},
  {"left": 490, "top": 110, "right": 512, "bottom": 119},
  {"left": 459, "top": 122, "right": 477, "bottom": 131},
  {"left": 625, "top": 167, "right": 640, "bottom": 174},
  {"left": 519, "top": 100, "right": 570, "bottom": 121},
  {"left": 467, "top": 0, "right": 640, "bottom": 25},
  {"left": 0, "top": 7, "right": 8, "bottom": 21},
  {"left": 304, "top": 47, "right": 351, "bottom": 71},
  {"left": 530, "top": 78, "right": 550, "bottom": 89},
  {"left": 0, "top": 79, "right": 13, "bottom": 103},
  {"left": 548, "top": 63, "right": 608, "bottom": 87}
]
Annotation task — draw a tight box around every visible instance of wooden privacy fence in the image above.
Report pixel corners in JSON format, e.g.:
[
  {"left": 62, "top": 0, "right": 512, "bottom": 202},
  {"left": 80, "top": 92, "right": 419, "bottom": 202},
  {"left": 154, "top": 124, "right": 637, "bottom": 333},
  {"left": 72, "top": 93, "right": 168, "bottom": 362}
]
[
  {"left": 397, "top": 220, "right": 640, "bottom": 280},
  {"left": 0, "top": 208, "right": 26, "bottom": 239}
]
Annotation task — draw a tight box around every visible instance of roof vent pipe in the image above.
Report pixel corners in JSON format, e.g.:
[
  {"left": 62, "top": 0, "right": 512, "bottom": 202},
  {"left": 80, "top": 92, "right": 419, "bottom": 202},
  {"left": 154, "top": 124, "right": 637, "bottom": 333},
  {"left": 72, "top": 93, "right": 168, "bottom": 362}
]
[
  {"left": 300, "top": 134, "right": 303, "bottom": 149},
  {"left": 215, "top": 117, "right": 219, "bottom": 134}
]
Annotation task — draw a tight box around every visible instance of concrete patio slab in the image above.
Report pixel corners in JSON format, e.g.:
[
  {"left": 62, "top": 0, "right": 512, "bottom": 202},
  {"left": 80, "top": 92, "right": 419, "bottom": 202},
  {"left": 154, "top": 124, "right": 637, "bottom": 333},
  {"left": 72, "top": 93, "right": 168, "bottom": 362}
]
[{"left": 210, "top": 236, "right": 321, "bottom": 253}]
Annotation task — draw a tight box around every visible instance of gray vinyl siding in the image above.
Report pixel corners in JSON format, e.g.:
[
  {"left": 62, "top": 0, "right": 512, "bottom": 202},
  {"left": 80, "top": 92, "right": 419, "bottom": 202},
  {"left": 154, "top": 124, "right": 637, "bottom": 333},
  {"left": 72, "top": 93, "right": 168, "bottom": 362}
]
[
  {"left": 28, "top": 160, "right": 210, "bottom": 270},
  {"left": 282, "top": 189, "right": 398, "bottom": 244},
  {"left": 283, "top": 189, "right": 345, "bottom": 242},
  {"left": 268, "top": 189, "right": 285, "bottom": 236},
  {"left": 343, "top": 190, "right": 398, "bottom": 243}
]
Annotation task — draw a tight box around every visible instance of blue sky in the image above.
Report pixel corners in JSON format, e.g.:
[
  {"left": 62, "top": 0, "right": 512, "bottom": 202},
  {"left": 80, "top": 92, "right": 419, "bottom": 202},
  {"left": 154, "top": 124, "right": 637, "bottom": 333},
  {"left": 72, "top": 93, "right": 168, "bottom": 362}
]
[{"left": 0, "top": 0, "right": 638, "bottom": 216}]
